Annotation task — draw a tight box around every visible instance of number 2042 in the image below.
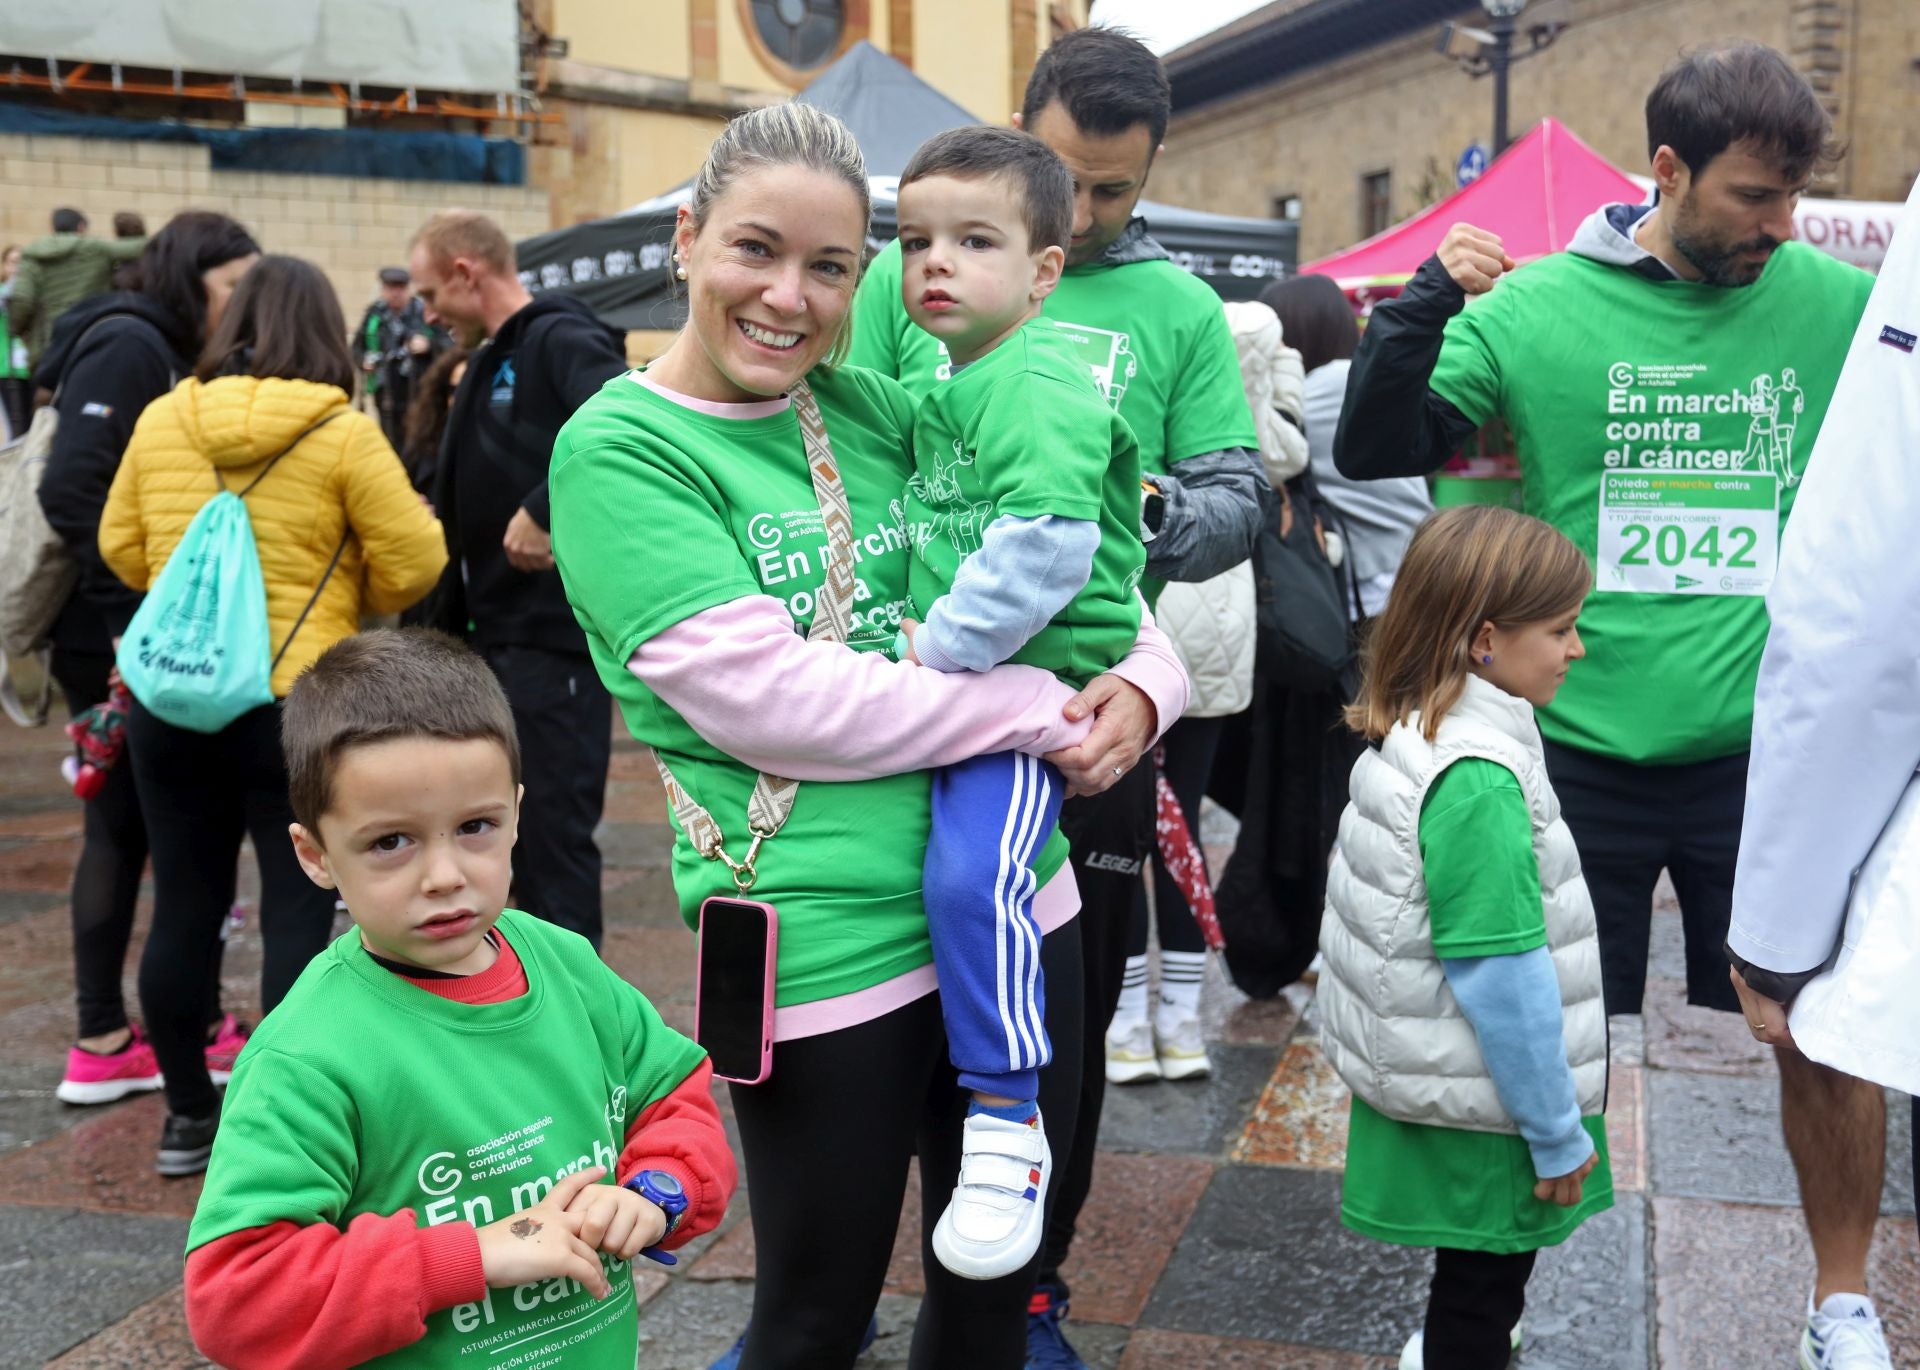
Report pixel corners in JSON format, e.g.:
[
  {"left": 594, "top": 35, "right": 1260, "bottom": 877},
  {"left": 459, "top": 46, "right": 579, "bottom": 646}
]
[{"left": 1617, "top": 523, "right": 1758, "bottom": 569}]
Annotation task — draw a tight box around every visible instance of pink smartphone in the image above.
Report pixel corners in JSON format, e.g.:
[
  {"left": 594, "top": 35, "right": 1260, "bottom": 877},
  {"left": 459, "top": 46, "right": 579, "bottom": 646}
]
[{"left": 694, "top": 896, "right": 778, "bottom": 1084}]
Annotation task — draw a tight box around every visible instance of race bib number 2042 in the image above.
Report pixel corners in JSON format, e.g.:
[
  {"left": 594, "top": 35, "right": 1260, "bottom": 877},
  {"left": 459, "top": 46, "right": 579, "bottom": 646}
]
[{"left": 1596, "top": 471, "right": 1778, "bottom": 596}]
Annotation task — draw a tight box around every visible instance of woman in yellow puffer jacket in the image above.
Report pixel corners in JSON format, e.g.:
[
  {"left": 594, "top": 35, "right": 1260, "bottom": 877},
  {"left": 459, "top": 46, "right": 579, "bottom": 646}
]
[{"left": 99, "top": 255, "right": 447, "bottom": 1175}]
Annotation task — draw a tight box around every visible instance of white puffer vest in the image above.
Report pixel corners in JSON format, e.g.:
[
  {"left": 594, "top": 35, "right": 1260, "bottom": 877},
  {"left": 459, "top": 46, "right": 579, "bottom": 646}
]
[{"left": 1318, "top": 674, "right": 1608, "bottom": 1132}]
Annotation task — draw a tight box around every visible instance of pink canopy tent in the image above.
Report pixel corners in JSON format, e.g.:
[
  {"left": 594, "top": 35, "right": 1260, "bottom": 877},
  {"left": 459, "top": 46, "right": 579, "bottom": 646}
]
[{"left": 1304, "top": 118, "right": 1644, "bottom": 291}]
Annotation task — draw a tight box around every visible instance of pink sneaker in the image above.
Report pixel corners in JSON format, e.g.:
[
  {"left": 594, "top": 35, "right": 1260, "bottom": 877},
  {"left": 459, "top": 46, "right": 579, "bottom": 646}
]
[
  {"left": 57, "top": 1026, "right": 163, "bottom": 1105},
  {"left": 205, "top": 1014, "right": 251, "bottom": 1084}
]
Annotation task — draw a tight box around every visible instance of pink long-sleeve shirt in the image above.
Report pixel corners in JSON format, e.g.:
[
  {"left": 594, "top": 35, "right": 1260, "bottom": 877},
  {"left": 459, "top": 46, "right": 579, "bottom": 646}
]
[{"left": 628, "top": 595, "right": 1187, "bottom": 1039}]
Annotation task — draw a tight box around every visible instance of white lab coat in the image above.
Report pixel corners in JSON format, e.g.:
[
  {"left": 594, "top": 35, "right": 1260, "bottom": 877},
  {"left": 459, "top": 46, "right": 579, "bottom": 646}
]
[{"left": 1731, "top": 172, "right": 1920, "bottom": 1092}]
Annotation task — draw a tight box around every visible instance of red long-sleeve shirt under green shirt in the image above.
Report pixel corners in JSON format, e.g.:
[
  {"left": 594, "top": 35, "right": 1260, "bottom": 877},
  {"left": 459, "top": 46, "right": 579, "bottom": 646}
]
[{"left": 184, "top": 910, "right": 735, "bottom": 1370}]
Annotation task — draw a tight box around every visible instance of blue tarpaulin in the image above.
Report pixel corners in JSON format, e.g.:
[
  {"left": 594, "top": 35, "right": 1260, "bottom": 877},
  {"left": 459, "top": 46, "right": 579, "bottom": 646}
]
[{"left": 0, "top": 104, "right": 524, "bottom": 183}]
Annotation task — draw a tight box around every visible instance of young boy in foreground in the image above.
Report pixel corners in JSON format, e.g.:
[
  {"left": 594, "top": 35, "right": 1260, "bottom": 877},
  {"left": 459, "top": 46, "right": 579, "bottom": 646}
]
[
  {"left": 892, "top": 125, "right": 1145, "bottom": 1280},
  {"left": 182, "top": 628, "right": 735, "bottom": 1369}
]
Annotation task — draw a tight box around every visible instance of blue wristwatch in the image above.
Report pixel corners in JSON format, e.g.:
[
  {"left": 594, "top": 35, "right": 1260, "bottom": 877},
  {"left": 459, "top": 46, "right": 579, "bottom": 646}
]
[{"left": 624, "top": 1169, "right": 688, "bottom": 1266}]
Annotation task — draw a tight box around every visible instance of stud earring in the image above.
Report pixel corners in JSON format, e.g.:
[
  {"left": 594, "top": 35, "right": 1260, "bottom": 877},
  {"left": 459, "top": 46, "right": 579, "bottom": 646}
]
[{"left": 1481, "top": 654, "right": 1493, "bottom": 665}]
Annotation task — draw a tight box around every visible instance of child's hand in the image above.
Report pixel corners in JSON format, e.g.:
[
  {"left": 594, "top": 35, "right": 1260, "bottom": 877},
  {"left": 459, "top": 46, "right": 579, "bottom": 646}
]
[
  {"left": 476, "top": 1165, "right": 612, "bottom": 1296},
  {"left": 897, "top": 618, "right": 922, "bottom": 665},
  {"left": 1533, "top": 1149, "right": 1599, "bottom": 1207},
  {"left": 564, "top": 1177, "right": 669, "bottom": 1261}
]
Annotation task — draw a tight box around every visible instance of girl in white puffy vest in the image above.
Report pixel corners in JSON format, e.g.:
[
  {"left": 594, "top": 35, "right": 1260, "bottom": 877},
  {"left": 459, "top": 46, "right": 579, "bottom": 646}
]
[{"left": 1318, "top": 505, "right": 1612, "bottom": 1370}]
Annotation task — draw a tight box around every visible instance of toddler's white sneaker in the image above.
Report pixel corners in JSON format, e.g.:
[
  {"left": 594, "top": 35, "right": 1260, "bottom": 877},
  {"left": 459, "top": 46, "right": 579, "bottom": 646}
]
[{"left": 931, "top": 1109, "right": 1050, "bottom": 1281}]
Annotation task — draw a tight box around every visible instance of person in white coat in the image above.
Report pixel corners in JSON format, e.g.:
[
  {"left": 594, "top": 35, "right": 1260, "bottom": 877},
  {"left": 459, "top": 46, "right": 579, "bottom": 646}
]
[{"left": 1730, "top": 171, "right": 1920, "bottom": 1369}]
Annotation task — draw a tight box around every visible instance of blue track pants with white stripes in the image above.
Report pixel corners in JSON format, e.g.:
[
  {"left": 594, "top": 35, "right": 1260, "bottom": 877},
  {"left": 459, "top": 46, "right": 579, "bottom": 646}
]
[{"left": 925, "top": 749, "right": 1065, "bottom": 1100}]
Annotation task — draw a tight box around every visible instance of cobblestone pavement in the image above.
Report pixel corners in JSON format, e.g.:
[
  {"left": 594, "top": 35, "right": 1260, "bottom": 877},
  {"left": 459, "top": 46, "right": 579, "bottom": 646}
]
[{"left": 1, "top": 713, "right": 1913, "bottom": 1368}]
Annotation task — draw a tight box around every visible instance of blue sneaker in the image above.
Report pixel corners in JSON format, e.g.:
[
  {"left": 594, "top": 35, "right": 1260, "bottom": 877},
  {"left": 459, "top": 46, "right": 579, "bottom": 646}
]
[
  {"left": 710, "top": 1313, "right": 879, "bottom": 1368},
  {"left": 1025, "top": 1282, "right": 1087, "bottom": 1370}
]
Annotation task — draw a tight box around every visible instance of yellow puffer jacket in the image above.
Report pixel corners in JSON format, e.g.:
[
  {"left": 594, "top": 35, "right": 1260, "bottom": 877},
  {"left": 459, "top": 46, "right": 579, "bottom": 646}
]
[{"left": 100, "top": 376, "right": 448, "bottom": 697}]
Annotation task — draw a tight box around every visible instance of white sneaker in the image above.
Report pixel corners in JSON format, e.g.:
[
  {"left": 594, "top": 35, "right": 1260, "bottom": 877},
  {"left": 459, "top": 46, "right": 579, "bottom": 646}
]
[
  {"left": 1104, "top": 1018, "right": 1160, "bottom": 1085},
  {"left": 931, "top": 1109, "right": 1050, "bottom": 1281},
  {"left": 1398, "top": 1321, "right": 1523, "bottom": 1369},
  {"left": 1155, "top": 1015, "right": 1212, "bottom": 1081},
  {"left": 1802, "top": 1293, "right": 1893, "bottom": 1368}
]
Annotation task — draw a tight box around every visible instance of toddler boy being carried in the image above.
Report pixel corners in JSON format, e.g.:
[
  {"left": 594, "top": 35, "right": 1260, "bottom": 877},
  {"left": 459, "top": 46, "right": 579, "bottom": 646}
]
[{"left": 893, "top": 125, "right": 1144, "bottom": 1281}]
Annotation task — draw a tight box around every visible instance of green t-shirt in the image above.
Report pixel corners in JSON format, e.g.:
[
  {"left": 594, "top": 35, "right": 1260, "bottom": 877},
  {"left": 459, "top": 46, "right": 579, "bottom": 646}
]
[
  {"left": 550, "top": 366, "right": 1069, "bottom": 1006},
  {"left": 851, "top": 236, "right": 1257, "bottom": 480},
  {"left": 186, "top": 911, "right": 708, "bottom": 1368},
  {"left": 907, "top": 321, "right": 1144, "bottom": 686},
  {"left": 1429, "top": 243, "right": 1874, "bottom": 765},
  {"left": 1340, "top": 760, "right": 1613, "bottom": 1253}
]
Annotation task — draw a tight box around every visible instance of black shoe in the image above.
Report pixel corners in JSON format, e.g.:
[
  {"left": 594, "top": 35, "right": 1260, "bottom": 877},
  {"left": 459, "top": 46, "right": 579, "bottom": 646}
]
[{"left": 156, "top": 1109, "right": 219, "bottom": 1176}]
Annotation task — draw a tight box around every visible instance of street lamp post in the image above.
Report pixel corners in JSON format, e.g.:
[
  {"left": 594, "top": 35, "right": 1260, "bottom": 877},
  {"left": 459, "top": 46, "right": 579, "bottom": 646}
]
[
  {"left": 1437, "top": 0, "right": 1562, "bottom": 163},
  {"left": 1483, "top": 0, "right": 1526, "bottom": 157}
]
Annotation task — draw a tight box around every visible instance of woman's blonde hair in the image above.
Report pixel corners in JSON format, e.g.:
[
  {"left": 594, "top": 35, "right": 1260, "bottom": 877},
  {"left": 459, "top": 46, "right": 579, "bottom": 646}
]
[
  {"left": 685, "top": 102, "right": 870, "bottom": 370},
  {"left": 1345, "top": 505, "right": 1592, "bottom": 741}
]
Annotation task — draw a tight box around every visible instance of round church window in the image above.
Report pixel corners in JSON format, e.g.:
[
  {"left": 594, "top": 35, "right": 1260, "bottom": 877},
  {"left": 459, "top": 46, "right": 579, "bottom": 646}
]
[{"left": 749, "top": 0, "right": 845, "bottom": 70}]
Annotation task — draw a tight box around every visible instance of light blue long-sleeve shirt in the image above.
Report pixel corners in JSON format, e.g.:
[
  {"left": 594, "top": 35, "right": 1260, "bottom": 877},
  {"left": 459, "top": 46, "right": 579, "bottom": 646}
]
[
  {"left": 907, "top": 513, "right": 1099, "bottom": 673},
  {"left": 1441, "top": 948, "right": 1595, "bottom": 1178}
]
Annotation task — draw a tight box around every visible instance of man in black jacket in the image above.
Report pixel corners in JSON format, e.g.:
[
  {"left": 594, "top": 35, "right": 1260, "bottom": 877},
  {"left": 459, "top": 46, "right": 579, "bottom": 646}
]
[{"left": 409, "top": 210, "right": 628, "bottom": 949}]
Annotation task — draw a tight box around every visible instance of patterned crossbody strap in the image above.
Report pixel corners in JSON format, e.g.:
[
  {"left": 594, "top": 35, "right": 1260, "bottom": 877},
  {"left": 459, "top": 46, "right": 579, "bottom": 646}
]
[{"left": 651, "top": 379, "right": 858, "bottom": 891}]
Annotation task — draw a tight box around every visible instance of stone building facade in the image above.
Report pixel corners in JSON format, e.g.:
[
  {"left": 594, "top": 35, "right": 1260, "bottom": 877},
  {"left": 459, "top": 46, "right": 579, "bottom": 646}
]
[
  {"left": 530, "top": 0, "right": 1091, "bottom": 229},
  {"left": 1149, "top": 0, "right": 1919, "bottom": 265},
  {"left": 0, "top": 135, "right": 549, "bottom": 326}
]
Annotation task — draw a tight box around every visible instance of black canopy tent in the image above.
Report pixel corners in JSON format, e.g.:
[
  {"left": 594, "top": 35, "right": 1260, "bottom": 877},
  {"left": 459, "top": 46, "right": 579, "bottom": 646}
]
[{"left": 515, "top": 42, "right": 1296, "bottom": 331}]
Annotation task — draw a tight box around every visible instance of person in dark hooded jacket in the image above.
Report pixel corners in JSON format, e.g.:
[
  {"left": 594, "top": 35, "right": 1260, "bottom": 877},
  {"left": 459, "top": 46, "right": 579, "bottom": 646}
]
[
  {"left": 408, "top": 209, "right": 629, "bottom": 949},
  {"left": 33, "top": 210, "right": 260, "bottom": 1108}
]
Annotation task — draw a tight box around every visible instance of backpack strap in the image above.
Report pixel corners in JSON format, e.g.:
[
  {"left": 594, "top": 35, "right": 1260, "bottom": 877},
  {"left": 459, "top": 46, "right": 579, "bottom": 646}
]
[
  {"left": 215, "top": 407, "right": 352, "bottom": 673},
  {"left": 272, "top": 529, "right": 350, "bottom": 671},
  {"left": 234, "top": 409, "right": 348, "bottom": 496}
]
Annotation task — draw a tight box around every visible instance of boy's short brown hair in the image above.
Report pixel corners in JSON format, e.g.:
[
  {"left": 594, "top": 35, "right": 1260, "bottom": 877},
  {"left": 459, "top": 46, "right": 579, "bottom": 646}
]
[
  {"left": 283, "top": 629, "right": 521, "bottom": 835},
  {"left": 899, "top": 126, "right": 1074, "bottom": 254}
]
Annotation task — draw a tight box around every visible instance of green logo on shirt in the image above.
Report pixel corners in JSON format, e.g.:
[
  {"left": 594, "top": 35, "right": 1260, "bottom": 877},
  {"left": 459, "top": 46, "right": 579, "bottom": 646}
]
[{"left": 1047, "top": 320, "right": 1136, "bottom": 409}]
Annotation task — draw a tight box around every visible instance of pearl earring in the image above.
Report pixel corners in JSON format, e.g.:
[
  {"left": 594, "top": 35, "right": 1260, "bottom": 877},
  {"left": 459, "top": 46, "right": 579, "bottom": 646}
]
[{"left": 674, "top": 259, "right": 688, "bottom": 280}]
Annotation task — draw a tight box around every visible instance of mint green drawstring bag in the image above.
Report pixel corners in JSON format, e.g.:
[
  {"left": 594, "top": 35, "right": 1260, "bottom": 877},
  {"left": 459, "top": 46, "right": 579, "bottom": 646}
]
[{"left": 117, "top": 412, "right": 346, "bottom": 733}]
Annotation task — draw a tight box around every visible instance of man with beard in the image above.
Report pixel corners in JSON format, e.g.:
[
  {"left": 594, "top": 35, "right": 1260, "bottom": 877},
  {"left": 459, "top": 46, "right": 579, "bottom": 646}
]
[{"left": 1337, "top": 42, "right": 1888, "bottom": 1367}]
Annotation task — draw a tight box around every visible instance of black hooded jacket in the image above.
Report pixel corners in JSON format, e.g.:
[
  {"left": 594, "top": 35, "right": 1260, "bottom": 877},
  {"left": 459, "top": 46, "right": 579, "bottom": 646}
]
[
  {"left": 428, "top": 292, "right": 628, "bottom": 654},
  {"left": 34, "top": 291, "right": 200, "bottom": 656}
]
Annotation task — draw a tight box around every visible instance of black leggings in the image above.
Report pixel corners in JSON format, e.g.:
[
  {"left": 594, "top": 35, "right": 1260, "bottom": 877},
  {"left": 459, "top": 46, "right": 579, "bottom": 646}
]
[
  {"left": 729, "top": 918, "right": 1084, "bottom": 1370},
  {"left": 1424, "top": 1246, "right": 1535, "bottom": 1369},
  {"left": 130, "top": 700, "right": 338, "bottom": 1118},
  {"left": 1039, "top": 761, "right": 1156, "bottom": 1291},
  {"left": 51, "top": 649, "right": 171, "bottom": 1041},
  {"left": 1128, "top": 714, "right": 1226, "bottom": 959}
]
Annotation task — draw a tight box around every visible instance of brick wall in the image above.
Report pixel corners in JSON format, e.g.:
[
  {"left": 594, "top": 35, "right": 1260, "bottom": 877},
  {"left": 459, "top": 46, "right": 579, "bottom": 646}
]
[
  {"left": 0, "top": 133, "right": 551, "bottom": 324},
  {"left": 1150, "top": 0, "right": 1918, "bottom": 265},
  {"left": 1844, "top": 0, "right": 1920, "bottom": 205}
]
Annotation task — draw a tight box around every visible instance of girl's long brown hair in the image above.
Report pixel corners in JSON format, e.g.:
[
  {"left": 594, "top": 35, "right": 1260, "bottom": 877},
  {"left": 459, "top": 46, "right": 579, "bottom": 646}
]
[{"left": 1346, "top": 505, "right": 1592, "bottom": 741}]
